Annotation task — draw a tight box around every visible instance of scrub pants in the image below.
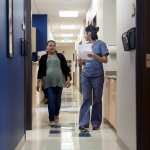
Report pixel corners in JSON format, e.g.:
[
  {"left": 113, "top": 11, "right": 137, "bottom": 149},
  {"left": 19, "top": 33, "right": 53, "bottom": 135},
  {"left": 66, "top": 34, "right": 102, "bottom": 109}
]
[
  {"left": 79, "top": 74, "right": 104, "bottom": 128},
  {"left": 46, "top": 87, "right": 63, "bottom": 121}
]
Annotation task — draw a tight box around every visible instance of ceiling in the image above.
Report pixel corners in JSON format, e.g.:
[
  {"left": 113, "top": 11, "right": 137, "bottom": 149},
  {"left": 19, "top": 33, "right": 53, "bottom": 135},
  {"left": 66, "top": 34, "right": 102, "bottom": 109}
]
[{"left": 31, "top": 0, "right": 91, "bottom": 47}]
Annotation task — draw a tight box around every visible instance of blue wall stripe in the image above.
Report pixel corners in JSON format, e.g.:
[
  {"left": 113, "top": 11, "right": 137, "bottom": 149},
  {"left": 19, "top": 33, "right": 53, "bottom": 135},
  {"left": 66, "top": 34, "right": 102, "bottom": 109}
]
[{"left": 32, "top": 14, "right": 48, "bottom": 51}]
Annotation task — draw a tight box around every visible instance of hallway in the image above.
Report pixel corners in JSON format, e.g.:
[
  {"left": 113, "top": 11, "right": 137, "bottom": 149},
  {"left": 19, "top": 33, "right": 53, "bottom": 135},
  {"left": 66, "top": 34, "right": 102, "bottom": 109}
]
[
  {"left": 21, "top": 86, "right": 122, "bottom": 150},
  {"left": 0, "top": 0, "right": 150, "bottom": 149}
]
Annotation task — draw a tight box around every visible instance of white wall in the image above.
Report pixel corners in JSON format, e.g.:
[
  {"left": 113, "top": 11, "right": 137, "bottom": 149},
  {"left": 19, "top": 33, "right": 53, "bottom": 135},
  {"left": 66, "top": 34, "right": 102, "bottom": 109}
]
[
  {"left": 48, "top": 19, "right": 54, "bottom": 40},
  {"left": 86, "top": 0, "right": 103, "bottom": 38},
  {"left": 102, "top": 0, "right": 117, "bottom": 72},
  {"left": 104, "top": 46, "right": 118, "bottom": 71},
  {"left": 88, "top": 0, "right": 116, "bottom": 43},
  {"left": 86, "top": 0, "right": 117, "bottom": 72},
  {"left": 117, "top": 0, "right": 136, "bottom": 150},
  {"left": 31, "top": 27, "right": 37, "bottom": 52},
  {"left": 57, "top": 45, "right": 74, "bottom": 61},
  {"left": 103, "top": 0, "right": 116, "bottom": 45}
]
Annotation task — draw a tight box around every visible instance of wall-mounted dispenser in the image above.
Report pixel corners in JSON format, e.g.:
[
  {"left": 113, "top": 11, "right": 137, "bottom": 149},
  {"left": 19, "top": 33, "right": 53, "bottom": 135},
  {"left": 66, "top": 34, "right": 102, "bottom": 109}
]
[{"left": 122, "top": 27, "right": 136, "bottom": 51}]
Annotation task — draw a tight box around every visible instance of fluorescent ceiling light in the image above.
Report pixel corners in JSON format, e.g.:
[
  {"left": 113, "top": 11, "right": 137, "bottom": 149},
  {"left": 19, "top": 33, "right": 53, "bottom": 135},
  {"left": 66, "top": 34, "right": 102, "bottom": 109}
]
[
  {"left": 61, "top": 34, "right": 74, "bottom": 37},
  {"left": 60, "top": 25, "right": 79, "bottom": 30},
  {"left": 56, "top": 39, "right": 75, "bottom": 43},
  {"left": 59, "top": 11, "right": 79, "bottom": 18},
  {"left": 54, "top": 33, "right": 75, "bottom": 38},
  {"left": 59, "top": 40, "right": 74, "bottom": 43}
]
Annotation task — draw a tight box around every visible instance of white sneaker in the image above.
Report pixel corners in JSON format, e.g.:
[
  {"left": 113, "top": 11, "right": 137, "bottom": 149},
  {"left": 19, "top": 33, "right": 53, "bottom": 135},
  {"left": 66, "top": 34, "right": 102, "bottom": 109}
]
[
  {"left": 49, "top": 121, "right": 56, "bottom": 127},
  {"left": 55, "top": 116, "right": 59, "bottom": 123}
]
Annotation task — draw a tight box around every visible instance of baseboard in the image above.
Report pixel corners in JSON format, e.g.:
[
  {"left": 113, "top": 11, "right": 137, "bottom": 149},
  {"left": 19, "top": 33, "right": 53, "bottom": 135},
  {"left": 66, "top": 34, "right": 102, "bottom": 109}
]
[
  {"left": 15, "top": 135, "right": 26, "bottom": 150},
  {"left": 103, "top": 118, "right": 117, "bottom": 132},
  {"left": 117, "top": 136, "right": 130, "bottom": 150}
]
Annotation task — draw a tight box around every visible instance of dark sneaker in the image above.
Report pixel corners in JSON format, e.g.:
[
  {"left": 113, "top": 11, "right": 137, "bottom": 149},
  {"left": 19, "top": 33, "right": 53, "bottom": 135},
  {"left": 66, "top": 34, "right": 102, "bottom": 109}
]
[
  {"left": 79, "top": 128, "right": 91, "bottom": 137},
  {"left": 92, "top": 126, "right": 100, "bottom": 130},
  {"left": 79, "top": 127, "right": 89, "bottom": 132}
]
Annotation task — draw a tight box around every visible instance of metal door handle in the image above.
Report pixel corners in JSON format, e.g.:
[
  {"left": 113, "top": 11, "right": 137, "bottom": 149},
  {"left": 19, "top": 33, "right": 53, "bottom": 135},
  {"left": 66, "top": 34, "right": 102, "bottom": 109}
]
[{"left": 20, "top": 38, "right": 26, "bottom": 56}]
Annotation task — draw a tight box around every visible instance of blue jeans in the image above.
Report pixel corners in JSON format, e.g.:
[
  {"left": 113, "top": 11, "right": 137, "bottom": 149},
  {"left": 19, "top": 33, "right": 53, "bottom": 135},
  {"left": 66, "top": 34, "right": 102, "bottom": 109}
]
[
  {"left": 46, "top": 87, "right": 63, "bottom": 121},
  {"left": 79, "top": 75, "right": 104, "bottom": 128}
]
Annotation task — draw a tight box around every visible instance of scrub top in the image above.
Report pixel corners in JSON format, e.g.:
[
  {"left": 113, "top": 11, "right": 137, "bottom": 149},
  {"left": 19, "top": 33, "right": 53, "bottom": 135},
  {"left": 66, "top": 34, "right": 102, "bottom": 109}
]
[{"left": 83, "top": 40, "right": 109, "bottom": 77}]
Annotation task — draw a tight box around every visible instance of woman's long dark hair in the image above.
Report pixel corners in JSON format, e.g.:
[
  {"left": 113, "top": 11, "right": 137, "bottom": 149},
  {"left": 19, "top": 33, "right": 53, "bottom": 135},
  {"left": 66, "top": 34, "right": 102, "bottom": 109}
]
[{"left": 85, "top": 25, "right": 99, "bottom": 40}]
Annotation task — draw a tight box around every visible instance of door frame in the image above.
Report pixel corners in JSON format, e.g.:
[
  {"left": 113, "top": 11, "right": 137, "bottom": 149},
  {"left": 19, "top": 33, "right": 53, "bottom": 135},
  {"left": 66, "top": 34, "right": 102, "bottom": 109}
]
[
  {"left": 23, "top": 0, "right": 150, "bottom": 149},
  {"left": 24, "top": 0, "right": 32, "bottom": 130},
  {"left": 136, "top": 0, "right": 150, "bottom": 150}
]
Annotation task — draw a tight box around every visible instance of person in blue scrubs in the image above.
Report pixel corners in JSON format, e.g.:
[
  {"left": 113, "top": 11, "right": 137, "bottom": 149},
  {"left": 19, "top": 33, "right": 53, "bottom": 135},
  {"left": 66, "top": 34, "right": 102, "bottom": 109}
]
[{"left": 79, "top": 25, "right": 109, "bottom": 131}]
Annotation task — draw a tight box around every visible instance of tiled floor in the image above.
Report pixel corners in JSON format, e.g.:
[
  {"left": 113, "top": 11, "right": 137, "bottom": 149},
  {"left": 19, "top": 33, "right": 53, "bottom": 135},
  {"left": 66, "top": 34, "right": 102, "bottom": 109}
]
[{"left": 21, "top": 86, "right": 123, "bottom": 150}]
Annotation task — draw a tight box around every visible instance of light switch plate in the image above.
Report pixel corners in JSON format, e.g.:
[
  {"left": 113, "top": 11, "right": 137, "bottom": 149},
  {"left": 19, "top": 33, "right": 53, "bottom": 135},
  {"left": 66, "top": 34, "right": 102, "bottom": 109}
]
[{"left": 146, "top": 54, "right": 150, "bottom": 68}]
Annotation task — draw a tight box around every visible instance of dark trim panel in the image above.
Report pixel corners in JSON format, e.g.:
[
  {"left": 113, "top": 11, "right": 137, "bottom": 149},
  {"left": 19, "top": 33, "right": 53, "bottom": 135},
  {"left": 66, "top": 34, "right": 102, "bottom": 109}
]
[
  {"left": 136, "top": 0, "right": 150, "bottom": 149},
  {"left": 24, "top": 0, "right": 32, "bottom": 130},
  {"left": 136, "top": 0, "right": 144, "bottom": 149}
]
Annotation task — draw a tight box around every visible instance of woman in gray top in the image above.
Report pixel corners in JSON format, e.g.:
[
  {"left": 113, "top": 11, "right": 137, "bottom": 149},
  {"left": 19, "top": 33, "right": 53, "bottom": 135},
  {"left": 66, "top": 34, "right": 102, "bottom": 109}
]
[{"left": 37, "top": 40, "right": 71, "bottom": 126}]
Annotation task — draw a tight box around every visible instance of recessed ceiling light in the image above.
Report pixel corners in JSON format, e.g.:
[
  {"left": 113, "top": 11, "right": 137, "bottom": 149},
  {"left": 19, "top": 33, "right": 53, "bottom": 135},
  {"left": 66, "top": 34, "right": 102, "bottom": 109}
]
[
  {"left": 54, "top": 33, "right": 75, "bottom": 38},
  {"left": 59, "top": 40, "right": 74, "bottom": 43},
  {"left": 61, "top": 34, "right": 74, "bottom": 37},
  {"left": 60, "top": 25, "right": 79, "bottom": 30},
  {"left": 59, "top": 11, "right": 79, "bottom": 18}
]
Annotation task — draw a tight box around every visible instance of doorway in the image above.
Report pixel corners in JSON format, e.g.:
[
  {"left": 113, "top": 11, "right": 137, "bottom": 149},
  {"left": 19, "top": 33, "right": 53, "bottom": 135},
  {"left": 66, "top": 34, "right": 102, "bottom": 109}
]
[{"left": 24, "top": 0, "right": 150, "bottom": 150}]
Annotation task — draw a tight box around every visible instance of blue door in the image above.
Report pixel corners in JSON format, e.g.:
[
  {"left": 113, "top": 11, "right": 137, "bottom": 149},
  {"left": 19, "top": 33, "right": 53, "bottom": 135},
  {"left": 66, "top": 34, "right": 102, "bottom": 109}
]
[{"left": 0, "top": 0, "right": 26, "bottom": 149}]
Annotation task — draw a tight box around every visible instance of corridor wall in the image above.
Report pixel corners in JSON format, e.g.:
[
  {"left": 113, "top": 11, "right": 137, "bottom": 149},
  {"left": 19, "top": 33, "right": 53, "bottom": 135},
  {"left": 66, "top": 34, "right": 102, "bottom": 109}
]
[
  {"left": 116, "top": 0, "right": 136, "bottom": 150},
  {"left": 103, "top": 0, "right": 116, "bottom": 45}
]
